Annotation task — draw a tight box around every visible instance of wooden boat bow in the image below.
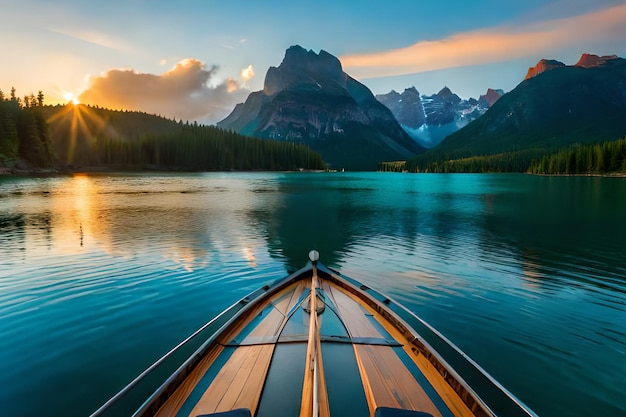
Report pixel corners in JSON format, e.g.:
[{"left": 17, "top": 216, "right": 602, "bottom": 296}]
[
  {"left": 301, "top": 253, "right": 324, "bottom": 417},
  {"left": 90, "top": 251, "right": 538, "bottom": 417}
]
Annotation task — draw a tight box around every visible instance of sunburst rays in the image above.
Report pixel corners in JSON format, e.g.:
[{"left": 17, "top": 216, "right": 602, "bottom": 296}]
[{"left": 47, "top": 103, "right": 116, "bottom": 165}]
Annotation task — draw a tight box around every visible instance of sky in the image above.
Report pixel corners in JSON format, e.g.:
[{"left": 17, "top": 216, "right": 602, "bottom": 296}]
[{"left": 1, "top": 0, "right": 625, "bottom": 124}]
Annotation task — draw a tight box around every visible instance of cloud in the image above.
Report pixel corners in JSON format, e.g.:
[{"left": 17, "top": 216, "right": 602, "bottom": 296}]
[
  {"left": 49, "top": 27, "right": 134, "bottom": 53},
  {"left": 341, "top": 3, "right": 626, "bottom": 79},
  {"left": 78, "top": 59, "right": 251, "bottom": 123},
  {"left": 240, "top": 65, "right": 255, "bottom": 83}
]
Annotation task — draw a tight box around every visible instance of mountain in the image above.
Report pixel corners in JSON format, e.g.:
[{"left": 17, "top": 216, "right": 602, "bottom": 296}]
[
  {"left": 376, "top": 87, "right": 502, "bottom": 149},
  {"left": 575, "top": 53, "right": 618, "bottom": 68},
  {"left": 218, "top": 45, "right": 424, "bottom": 170},
  {"left": 524, "top": 59, "right": 565, "bottom": 80},
  {"left": 523, "top": 54, "right": 620, "bottom": 81},
  {"left": 478, "top": 88, "right": 504, "bottom": 108},
  {"left": 374, "top": 87, "right": 426, "bottom": 129},
  {"left": 414, "top": 53, "right": 626, "bottom": 163}
]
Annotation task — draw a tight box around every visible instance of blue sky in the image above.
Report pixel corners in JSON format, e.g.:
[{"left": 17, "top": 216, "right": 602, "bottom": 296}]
[{"left": 1, "top": 0, "right": 625, "bottom": 123}]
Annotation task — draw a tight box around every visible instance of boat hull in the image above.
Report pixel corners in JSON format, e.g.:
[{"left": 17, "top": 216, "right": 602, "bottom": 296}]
[{"left": 91, "top": 260, "right": 537, "bottom": 417}]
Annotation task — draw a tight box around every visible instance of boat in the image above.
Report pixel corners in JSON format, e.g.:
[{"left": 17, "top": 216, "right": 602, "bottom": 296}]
[{"left": 91, "top": 251, "right": 538, "bottom": 417}]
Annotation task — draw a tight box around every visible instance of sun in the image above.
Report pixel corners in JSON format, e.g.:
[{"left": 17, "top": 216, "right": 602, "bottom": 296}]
[{"left": 63, "top": 92, "right": 80, "bottom": 105}]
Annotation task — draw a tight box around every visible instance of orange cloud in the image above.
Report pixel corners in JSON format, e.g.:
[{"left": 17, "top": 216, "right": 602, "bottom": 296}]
[
  {"left": 78, "top": 59, "right": 250, "bottom": 123},
  {"left": 341, "top": 3, "right": 626, "bottom": 79},
  {"left": 240, "top": 65, "right": 255, "bottom": 83}
]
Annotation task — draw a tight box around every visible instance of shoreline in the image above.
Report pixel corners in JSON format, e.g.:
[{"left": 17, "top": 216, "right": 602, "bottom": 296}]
[
  {"left": 2, "top": 164, "right": 625, "bottom": 177},
  {"left": 528, "top": 172, "right": 626, "bottom": 178},
  {"left": 0, "top": 165, "right": 332, "bottom": 177}
]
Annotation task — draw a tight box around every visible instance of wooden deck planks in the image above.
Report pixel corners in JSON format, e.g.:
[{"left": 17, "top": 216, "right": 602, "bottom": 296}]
[
  {"left": 156, "top": 282, "right": 307, "bottom": 416},
  {"left": 215, "top": 281, "right": 306, "bottom": 346},
  {"left": 322, "top": 280, "right": 383, "bottom": 339},
  {"left": 323, "top": 279, "right": 441, "bottom": 415},
  {"left": 408, "top": 349, "right": 477, "bottom": 417},
  {"left": 299, "top": 280, "right": 318, "bottom": 417},
  {"left": 189, "top": 344, "right": 275, "bottom": 416},
  {"left": 240, "top": 308, "right": 285, "bottom": 343},
  {"left": 272, "top": 281, "right": 308, "bottom": 317},
  {"left": 156, "top": 276, "right": 479, "bottom": 417},
  {"left": 354, "top": 344, "right": 443, "bottom": 417},
  {"left": 326, "top": 279, "right": 477, "bottom": 417},
  {"left": 243, "top": 281, "right": 307, "bottom": 342},
  {"left": 154, "top": 346, "right": 225, "bottom": 417},
  {"left": 316, "top": 342, "right": 331, "bottom": 417}
]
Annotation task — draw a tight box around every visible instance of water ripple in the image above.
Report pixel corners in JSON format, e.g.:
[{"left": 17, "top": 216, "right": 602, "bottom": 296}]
[{"left": 1, "top": 173, "right": 625, "bottom": 417}]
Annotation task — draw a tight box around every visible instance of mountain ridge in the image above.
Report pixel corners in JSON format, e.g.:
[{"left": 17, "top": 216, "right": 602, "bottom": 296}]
[
  {"left": 524, "top": 53, "right": 620, "bottom": 80},
  {"left": 218, "top": 45, "right": 424, "bottom": 170},
  {"left": 376, "top": 86, "right": 502, "bottom": 149},
  {"left": 408, "top": 53, "right": 626, "bottom": 170}
]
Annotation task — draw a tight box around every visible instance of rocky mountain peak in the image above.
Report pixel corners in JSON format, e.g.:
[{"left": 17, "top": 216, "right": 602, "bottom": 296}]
[
  {"left": 575, "top": 53, "right": 619, "bottom": 68},
  {"left": 375, "top": 87, "right": 425, "bottom": 130},
  {"left": 264, "top": 45, "right": 346, "bottom": 96},
  {"left": 478, "top": 88, "right": 503, "bottom": 108},
  {"left": 282, "top": 45, "right": 343, "bottom": 78},
  {"left": 524, "top": 59, "right": 566, "bottom": 80},
  {"left": 437, "top": 86, "right": 460, "bottom": 102},
  {"left": 523, "top": 54, "right": 623, "bottom": 81},
  {"left": 431, "top": 53, "right": 626, "bottom": 165},
  {"left": 219, "top": 46, "right": 423, "bottom": 170},
  {"left": 378, "top": 85, "right": 502, "bottom": 149}
]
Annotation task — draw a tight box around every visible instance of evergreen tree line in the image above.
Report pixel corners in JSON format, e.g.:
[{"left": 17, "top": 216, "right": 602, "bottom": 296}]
[
  {"left": 2, "top": 90, "right": 327, "bottom": 171},
  {"left": 92, "top": 123, "right": 327, "bottom": 171},
  {"left": 400, "top": 138, "right": 626, "bottom": 174},
  {"left": 0, "top": 87, "right": 54, "bottom": 167},
  {"left": 378, "top": 161, "right": 407, "bottom": 172},
  {"left": 403, "top": 149, "right": 544, "bottom": 173},
  {"left": 528, "top": 137, "right": 626, "bottom": 175}
]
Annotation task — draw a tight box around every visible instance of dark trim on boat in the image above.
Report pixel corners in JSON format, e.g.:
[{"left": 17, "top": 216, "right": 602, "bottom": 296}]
[
  {"left": 132, "top": 265, "right": 315, "bottom": 417},
  {"left": 223, "top": 335, "right": 402, "bottom": 347},
  {"left": 90, "top": 261, "right": 538, "bottom": 417},
  {"left": 316, "top": 264, "right": 538, "bottom": 417},
  {"left": 90, "top": 266, "right": 311, "bottom": 417}
]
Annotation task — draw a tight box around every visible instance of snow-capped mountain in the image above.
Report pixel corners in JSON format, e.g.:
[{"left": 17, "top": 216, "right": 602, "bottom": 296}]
[{"left": 376, "top": 87, "right": 502, "bottom": 149}]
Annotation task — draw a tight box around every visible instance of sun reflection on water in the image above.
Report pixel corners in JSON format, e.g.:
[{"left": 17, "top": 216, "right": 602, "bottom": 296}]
[{"left": 48, "top": 173, "right": 101, "bottom": 252}]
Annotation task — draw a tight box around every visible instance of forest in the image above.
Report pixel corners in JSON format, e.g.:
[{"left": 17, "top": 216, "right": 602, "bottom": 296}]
[
  {"left": 527, "top": 137, "right": 626, "bottom": 175},
  {"left": 4, "top": 86, "right": 625, "bottom": 175},
  {"left": 91, "top": 126, "right": 326, "bottom": 171},
  {"left": 388, "top": 137, "right": 626, "bottom": 175},
  {"left": 404, "top": 149, "right": 544, "bottom": 173},
  {"left": 0, "top": 88, "right": 326, "bottom": 172},
  {"left": 44, "top": 104, "right": 326, "bottom": 171},
  {"left": 0, "top": 88, "right": 54, "bottom": 167}
]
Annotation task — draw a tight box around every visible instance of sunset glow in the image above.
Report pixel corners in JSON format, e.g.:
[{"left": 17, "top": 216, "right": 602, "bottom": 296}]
[
  {"left": 2, "top": 0, "right": 625, "bottom": 120},
  {"left": 340, "top": 3, "right": 626, "bottom": 80},
  {"left": 46, "top": 103, "right": 108, "bottom": 164},
  {"left": 63, "top": 92, "right": 80, "bottom": 105},
  {"left": 76, "top": 59, "right": 251, "bottom": 123}
]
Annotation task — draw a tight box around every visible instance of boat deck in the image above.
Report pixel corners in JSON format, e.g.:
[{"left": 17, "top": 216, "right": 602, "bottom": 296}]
[{"left": 153, "top": 273, "right": 479, "bottom": 417}]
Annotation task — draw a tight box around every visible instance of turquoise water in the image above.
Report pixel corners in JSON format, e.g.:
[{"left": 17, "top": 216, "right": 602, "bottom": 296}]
[{"left": 1, "top": 172, "right": 625, "bottom": 416}]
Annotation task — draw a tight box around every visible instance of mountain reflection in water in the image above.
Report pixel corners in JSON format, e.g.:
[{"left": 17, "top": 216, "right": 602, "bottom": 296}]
[{"left": 0, "top": 172, "right": 625, "bottom": 417}]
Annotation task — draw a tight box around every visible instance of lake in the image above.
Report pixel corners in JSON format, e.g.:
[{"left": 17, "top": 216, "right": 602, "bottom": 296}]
[{"left": 1, "top": 172, "right": 625, "bottom": 417}]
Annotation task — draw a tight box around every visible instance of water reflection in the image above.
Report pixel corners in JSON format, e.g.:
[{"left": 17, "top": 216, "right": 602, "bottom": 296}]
[
  {"left": 480, "top": 175, "right": 626, "bottom": 294},
  {"left": 2, "top": 173, "right": 625, "bottom": 293},
  {"left": 249, "top": 176, "right": 364, "bottom": 269},
  {"left": 54, "top": 173, "right": 98, "bottom": 249},
  {"left": 1, "top": 173, "right": 626, "bottom": 417}
]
